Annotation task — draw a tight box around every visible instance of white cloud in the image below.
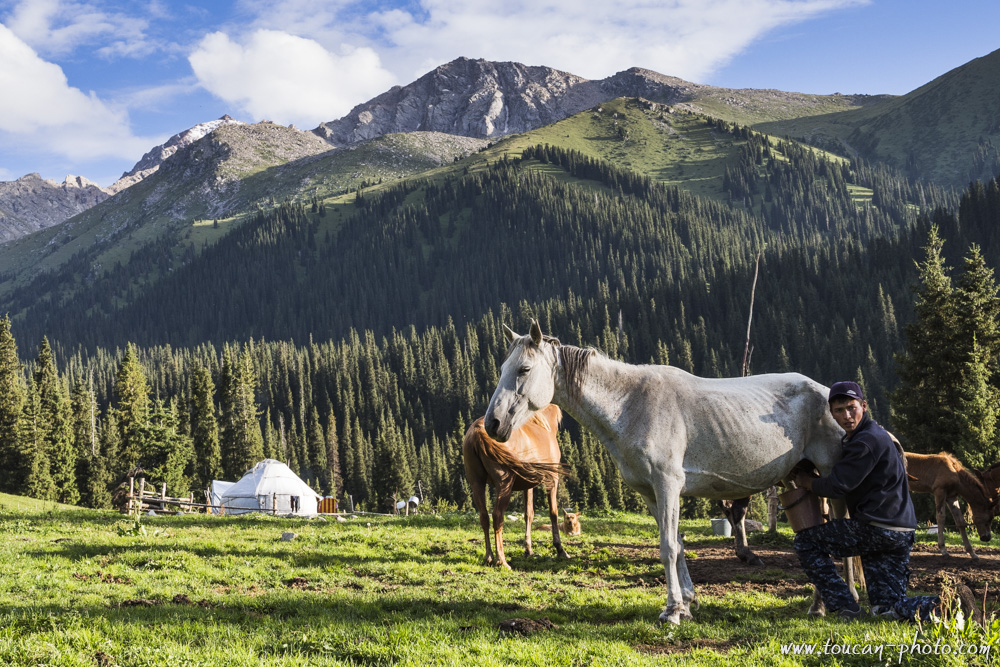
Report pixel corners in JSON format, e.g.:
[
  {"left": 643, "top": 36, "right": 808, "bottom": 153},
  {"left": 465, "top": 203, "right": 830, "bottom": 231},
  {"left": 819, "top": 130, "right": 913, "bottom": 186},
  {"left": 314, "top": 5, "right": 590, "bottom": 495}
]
[
  {"left": 0, "top": 24, "right": 156, "bottom": 161},
  {"left": 5, "top": 0, "right": 153, "bottom": 58},
  {"left": 188, "top": 29, "right": 396, "bottom": 127},
  {"left": 369, "top": 0, "right": 869, "bottom": 82}
]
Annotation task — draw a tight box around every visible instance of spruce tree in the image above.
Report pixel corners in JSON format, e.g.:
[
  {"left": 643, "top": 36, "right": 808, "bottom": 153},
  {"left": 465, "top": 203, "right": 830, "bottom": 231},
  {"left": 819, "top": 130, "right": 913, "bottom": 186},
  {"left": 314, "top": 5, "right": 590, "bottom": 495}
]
[
  {"left": 146, "top": 398, "right": 196, "bottom": 497},
  {"left": 953, "top": 338, "right": 1000, "bottom": 468},
  {"left": 190, "top": 364, "right": 222, "bottom": 489},
  {"left": 35, "top": 338, "right": 77, "bottom": 504},
  {"left": 892, "top": 226, "right": 962, "bottom": 454},
  {"left": 20, "top": 376, "right": 56, "bottom": 500},
  {"left": 222, "top": 349, "right": 264, "bottom": 478},
  {"left": 114, "top": 344, "right": 150, "bottom": 472},
  {"left": 0, "top": 316, "right": 25, "bottom": 494}
]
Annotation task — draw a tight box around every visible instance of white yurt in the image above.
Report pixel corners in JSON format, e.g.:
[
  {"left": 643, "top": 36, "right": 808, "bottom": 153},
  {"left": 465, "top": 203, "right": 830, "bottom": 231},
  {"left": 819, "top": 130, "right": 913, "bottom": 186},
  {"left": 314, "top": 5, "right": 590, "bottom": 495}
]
[
  {"left": 207, "top": 480, "right": 235, "bottom": 514},
  {"left": 219, "top": 459, "right": 320, "bottom": 516}
]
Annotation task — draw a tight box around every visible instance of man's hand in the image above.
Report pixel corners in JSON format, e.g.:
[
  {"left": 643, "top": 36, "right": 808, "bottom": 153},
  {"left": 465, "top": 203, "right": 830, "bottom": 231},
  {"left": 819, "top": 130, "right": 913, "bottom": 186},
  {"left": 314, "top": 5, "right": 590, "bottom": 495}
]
[{"left": 794, "top": 471, "right": 815, "bottom": 491}]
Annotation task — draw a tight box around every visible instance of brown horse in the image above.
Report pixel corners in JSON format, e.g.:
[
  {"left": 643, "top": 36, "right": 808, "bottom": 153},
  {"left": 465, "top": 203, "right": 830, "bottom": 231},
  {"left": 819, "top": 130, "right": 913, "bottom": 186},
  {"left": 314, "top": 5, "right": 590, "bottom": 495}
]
[
  {"left": 463, "top": 404, "right": 571, "bottom": 569},
  {"left": 905, "top": 452, "right": 995, "bottom": 559}
]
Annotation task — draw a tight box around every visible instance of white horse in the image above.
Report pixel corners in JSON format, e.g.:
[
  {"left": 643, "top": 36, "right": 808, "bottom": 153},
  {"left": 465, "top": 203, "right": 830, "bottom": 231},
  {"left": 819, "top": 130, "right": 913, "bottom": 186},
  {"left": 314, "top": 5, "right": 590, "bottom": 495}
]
[{"left": 484, "top": 321, "right": 851, "bottom": 625}]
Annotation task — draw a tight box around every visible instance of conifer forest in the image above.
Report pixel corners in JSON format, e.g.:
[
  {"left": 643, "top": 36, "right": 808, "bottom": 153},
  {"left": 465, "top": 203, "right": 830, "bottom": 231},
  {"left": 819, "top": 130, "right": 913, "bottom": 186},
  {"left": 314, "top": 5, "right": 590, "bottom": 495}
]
[{"left": 4, "top": 123, "right": 1000, "bottom": 520}]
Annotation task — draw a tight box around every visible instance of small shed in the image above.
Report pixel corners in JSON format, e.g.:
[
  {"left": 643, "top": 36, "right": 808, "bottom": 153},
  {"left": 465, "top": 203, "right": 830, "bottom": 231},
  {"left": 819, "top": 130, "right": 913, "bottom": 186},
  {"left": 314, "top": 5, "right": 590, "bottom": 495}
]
[{"left": 219, "top": 459, "right": 320, "bottom": 516}]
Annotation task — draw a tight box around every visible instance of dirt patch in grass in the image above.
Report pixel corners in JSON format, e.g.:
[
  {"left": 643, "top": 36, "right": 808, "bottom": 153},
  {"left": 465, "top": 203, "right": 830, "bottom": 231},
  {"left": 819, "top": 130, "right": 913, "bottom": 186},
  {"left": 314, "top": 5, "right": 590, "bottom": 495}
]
[
  {"left": 684, "top": 543, "right": 1000, "bottom": 604},
  {"left": 498, "top": 617, "right": 557, "bottom": 635}
]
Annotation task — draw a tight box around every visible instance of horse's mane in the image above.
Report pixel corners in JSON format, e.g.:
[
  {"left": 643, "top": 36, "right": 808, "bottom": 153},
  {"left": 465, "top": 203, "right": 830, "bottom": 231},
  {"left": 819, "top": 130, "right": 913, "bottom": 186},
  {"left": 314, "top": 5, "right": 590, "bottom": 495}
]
[
  {"left": 938, "top": 451, "right": 995, "bottom": 504},
  {"left": 528, "top": 405, "right": 562, "bottom": 431},
  {"left": 559, "top": 345, "right": 597, "bottom": 400}
]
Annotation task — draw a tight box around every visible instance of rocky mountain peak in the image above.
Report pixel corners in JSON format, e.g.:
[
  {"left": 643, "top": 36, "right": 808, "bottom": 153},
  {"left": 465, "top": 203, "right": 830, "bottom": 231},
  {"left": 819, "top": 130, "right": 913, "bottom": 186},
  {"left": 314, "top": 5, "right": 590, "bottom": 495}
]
[
  {"left": 108, "top": 115, "right": 245, "bottom": 193},
  {"left": 0, "top": 172, "right": 110, "bottom": 242}
]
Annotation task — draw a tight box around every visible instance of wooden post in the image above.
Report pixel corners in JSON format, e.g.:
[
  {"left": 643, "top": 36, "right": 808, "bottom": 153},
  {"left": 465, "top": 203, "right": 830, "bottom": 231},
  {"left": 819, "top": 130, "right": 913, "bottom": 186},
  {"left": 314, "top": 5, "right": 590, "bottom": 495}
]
[
  {"left": 137, "top": 478, "right": 146, "bottom": 515},
  {"left": 128, "top": 477, "right": 135, "bottom": 514}
]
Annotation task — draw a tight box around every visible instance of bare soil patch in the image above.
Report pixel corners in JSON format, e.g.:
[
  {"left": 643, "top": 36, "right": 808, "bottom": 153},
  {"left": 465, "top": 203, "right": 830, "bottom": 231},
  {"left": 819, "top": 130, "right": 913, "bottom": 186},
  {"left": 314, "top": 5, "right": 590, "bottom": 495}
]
[{"left": 685, "top": 543, "right": 1000, "bottom": 603}]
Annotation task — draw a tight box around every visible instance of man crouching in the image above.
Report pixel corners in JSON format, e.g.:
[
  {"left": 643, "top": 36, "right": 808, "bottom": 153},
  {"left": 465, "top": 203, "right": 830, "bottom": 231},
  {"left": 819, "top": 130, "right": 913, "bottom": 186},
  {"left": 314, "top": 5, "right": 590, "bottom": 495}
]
[{"left": 793, "top": 381, "right": 979, "bottom": 623}]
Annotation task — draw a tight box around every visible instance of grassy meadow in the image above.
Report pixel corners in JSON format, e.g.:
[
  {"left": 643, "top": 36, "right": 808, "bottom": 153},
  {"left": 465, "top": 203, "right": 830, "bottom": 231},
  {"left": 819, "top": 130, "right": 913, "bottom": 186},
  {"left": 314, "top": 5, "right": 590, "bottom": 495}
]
[{"left": 2, "top": 495, "right": 999, "bottom": 666}]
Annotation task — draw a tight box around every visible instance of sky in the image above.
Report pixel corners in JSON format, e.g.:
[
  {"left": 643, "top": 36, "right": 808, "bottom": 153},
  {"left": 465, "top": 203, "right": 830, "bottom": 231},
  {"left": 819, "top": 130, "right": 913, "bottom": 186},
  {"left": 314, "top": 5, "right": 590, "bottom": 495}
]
[{"left": 1, "top": 0, "right": 998, "bottom": 188}]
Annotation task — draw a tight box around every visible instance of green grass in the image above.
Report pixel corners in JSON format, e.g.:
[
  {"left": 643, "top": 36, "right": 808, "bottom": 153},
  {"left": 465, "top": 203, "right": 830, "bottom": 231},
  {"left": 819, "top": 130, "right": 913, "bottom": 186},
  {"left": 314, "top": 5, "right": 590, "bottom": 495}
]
[{"left": 3, "top": 501, "right": 999, "bottom": 666}]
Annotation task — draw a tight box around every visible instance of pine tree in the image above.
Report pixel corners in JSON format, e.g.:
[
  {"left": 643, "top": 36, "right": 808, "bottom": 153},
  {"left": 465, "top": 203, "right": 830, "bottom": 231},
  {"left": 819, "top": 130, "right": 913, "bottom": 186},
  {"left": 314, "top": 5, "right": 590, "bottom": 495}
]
[
  {"left": 953, "top": 338, "right": 1000, "bottom": 468},
  {"left": 325, "top": 411, "right": 343, "bottom": 498},
  {"left": 35, "top": 338, "right": 77, "bottom": 504},
  {"left": 114, "top": 344, "right": 150, "bottom": 472},
  {"left": 190, "top": 364, "right": 222, "bottom": 489},
  {"left": 70, "top": 374, "right": 99, "bottom": 502},
  {"left": 222, "top": 348, "right": 264, "bottom": 478},
  {"left": 146, "top": 398, "right": 196, "bottom": 497},
  {"left": 892, "top": 226, "right": 962, "bottom": 454},
  {"left": 0, "top": 316, "right": 25, "bottom": 494},
  {"left": 20, "top": 376, "right": 56, "bottom": 500}
]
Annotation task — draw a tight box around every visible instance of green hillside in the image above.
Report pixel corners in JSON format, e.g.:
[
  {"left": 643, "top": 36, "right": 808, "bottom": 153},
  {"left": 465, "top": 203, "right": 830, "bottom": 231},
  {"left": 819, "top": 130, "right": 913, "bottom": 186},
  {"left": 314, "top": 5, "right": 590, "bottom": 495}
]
[
  {"left": 0, "top": 128, "right": 484, "bottom": 296},
  {"left": 0, "top": 97, "right": 951, "bottom": 351},
  {"left": 755, "top": 48, "right": 1000, "bottom": 187}
]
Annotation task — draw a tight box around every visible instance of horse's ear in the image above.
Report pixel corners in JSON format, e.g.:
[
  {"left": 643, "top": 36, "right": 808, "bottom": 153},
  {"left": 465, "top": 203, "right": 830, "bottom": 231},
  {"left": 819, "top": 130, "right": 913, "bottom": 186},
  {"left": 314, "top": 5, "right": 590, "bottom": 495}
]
[
  {"left": 529, "top": 319, "right": 543, "bottom": 345},
  {"left": 502, "top": 324, "right": 517, "bottom": 343}
]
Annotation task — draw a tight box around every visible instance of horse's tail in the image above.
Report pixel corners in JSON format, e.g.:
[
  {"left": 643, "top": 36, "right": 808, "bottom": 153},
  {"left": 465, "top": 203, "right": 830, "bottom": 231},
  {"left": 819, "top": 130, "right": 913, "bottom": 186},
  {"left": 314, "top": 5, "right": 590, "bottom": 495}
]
[{"left": 465, "top": 420, "right": 572, "bottom": 486}]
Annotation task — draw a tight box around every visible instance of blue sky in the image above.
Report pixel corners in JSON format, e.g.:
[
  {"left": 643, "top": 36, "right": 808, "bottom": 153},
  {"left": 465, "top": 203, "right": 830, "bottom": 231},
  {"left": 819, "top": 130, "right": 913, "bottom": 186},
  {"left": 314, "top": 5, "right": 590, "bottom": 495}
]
[{"left": 1, "top": 0, "right": 997, "bottom": 187}]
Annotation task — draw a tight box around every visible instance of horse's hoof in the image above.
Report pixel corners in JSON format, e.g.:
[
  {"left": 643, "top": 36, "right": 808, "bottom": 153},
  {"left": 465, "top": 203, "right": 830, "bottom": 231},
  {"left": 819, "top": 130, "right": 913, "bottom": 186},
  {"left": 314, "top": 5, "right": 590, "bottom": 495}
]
[
  {"left": 807, "top": 605, "right": 826, "bottom": 618},
  {"left": 747, "top": 554, "right": 765, "bottom": 567},
  {"left": 557, "top": 549, "right": 570, "bottom": 559},
  {"left": 970, "top": 553, "right": 980, "bottom": 561},
  {"left": 657, "top": 608, "right": 683, "bottom": 625}
]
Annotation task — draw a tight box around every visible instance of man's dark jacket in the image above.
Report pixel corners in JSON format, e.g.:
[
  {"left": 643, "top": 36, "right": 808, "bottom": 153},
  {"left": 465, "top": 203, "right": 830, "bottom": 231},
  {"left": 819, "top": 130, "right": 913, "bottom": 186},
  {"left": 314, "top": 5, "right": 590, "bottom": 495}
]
[{"left": 811, "top": 412, "right": 918, "bottom": 529}]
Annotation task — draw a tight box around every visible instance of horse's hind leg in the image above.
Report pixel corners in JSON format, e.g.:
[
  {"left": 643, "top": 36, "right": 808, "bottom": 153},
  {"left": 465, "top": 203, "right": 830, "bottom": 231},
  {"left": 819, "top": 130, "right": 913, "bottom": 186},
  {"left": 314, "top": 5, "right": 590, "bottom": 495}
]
[
  {"left": 946, "top": 496, "right": 979, "bottom": 560},
  {"left": 524, "top": 487, "right": 535, "bottom": 557},
  {"left": 547, "top": 480, "right": 569, "bottom": 559},
  {"left": 722, "top": 497, "right": 764, "bottom": 567},
  {"left": 935, "top": 492, "right": 951, "bottom": 557}
]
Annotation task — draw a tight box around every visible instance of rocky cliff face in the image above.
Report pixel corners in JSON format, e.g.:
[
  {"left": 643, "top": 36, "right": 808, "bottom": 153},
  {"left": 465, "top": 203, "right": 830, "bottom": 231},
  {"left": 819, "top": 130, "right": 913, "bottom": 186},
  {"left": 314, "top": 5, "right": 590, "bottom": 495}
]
[
  {"left": 314, "top": 58, "right": 703, "bottom": 145},
  {"left": 0, "top": 173, "right": 110, "bottom": 242}
]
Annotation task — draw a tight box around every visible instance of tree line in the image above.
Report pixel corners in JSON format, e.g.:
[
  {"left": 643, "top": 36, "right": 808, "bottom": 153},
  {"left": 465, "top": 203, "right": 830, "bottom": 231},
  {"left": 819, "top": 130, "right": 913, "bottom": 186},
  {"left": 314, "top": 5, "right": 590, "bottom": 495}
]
[{"left": 3, "top": 133, "right": 1000, "bottom": 517}]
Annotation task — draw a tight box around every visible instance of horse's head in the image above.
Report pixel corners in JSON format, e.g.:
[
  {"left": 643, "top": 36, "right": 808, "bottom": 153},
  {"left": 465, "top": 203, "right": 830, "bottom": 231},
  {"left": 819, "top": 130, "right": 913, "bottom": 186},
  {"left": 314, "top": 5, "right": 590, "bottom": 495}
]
[
  {"left": 484, "top": 320, "right": 559, "bottom": 442},
  {"left": 968, "top": 489, "right": 995, "bottom": 543}
]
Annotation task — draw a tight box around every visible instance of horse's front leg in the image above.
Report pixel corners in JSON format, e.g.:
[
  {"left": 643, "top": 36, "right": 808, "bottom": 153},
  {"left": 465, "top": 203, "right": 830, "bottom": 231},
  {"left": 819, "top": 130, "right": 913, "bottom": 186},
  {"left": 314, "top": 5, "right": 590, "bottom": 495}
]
[
  {"left": 946, "top": 496, "right": 979, "bottom": 560},
  {"left": 548, "top": 480, "right": 569, "bottom": 559},
  {"left": 653, "top": 478, "right": 691, "bottom": 625},
  {"left": 492, "top": 479, "right": 515, "bottom": 570},
  {"left": 469, "top": 475, "right": 494, "bottom": 566},
  {"left": 524, "top": 487, "right": 535, "bottom": 557}
]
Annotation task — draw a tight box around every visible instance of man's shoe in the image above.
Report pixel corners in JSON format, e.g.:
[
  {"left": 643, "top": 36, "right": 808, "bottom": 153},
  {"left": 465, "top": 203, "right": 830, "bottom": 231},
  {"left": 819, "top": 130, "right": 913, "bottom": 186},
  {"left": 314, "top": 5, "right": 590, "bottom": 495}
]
[
  {"left": 837, "top": 605, "right": 863, "bottom": 621},
  {"left": 871, "top": 605, "right": 904, "bottom": 621}
]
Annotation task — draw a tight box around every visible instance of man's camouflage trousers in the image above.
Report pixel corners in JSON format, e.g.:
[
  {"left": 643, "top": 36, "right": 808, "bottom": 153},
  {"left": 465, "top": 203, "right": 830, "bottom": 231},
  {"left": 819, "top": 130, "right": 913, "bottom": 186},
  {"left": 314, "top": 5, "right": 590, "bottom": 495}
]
[{"left": 793, "top": 518, "right": 939, "bottom": 620}]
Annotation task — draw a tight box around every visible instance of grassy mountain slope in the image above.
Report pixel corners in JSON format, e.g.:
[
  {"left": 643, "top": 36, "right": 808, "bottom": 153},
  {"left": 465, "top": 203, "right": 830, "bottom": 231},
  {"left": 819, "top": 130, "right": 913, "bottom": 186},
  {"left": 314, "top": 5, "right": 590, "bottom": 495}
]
[
  {"left": 0, "top": 96, "right": 942, "bottom": 355},
  {"left": 755, "top": 48, "right": 1000, "bottom": 186},
  {"left": 0, "top": 127, "right": 485, "bottom": 296}
]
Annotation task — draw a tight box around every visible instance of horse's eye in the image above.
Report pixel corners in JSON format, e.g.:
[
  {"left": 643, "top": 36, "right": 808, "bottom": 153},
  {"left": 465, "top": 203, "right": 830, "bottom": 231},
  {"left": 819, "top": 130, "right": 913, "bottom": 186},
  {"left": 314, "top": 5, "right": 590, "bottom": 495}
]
[{"left": 517, "top": 366, "right": 530, "bottom": 376}]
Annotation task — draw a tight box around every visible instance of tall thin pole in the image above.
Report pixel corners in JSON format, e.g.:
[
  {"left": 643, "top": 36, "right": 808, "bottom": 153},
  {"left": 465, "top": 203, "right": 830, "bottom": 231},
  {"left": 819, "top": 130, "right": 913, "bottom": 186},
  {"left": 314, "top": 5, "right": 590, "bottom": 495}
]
[{"left": 742, "top": 250, "right": 762, "bottom": 378}]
